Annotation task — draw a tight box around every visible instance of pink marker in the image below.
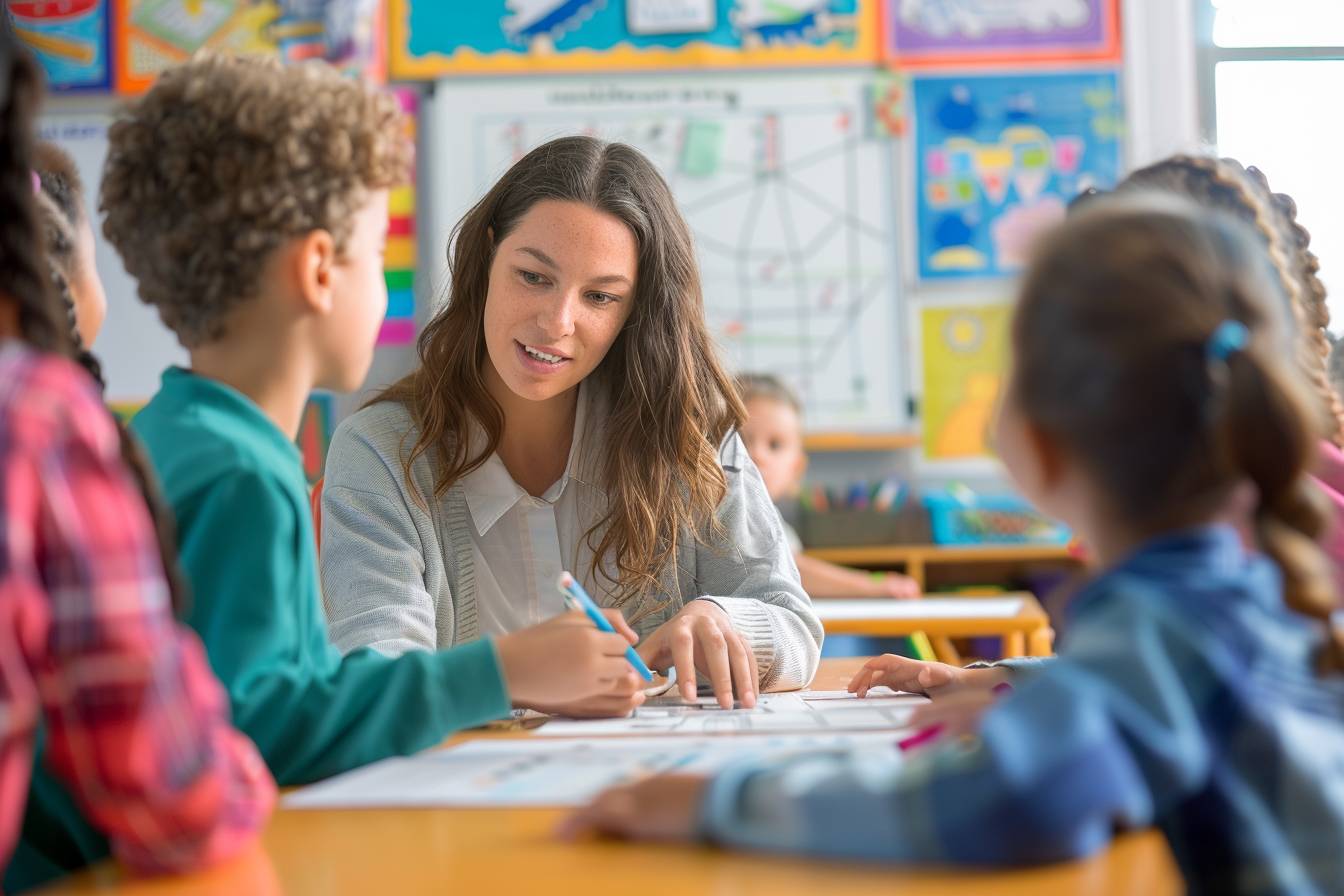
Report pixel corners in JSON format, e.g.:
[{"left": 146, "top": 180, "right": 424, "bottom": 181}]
[{"left": 897, "top": 724, "right": 945, "bottom": 752}]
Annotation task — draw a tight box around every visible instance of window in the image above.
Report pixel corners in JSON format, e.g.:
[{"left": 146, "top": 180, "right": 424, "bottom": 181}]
[{"left": 1198, "top": 0, "right": 1344, "bottom": 329}]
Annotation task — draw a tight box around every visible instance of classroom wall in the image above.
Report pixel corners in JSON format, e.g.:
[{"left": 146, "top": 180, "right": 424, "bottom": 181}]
[{"left": 35, "top": 0, "right": 1200, "bottom": 483}]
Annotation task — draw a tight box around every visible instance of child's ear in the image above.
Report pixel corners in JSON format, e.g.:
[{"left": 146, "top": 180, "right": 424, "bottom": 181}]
[
  {"left": 1025, "top": 419, "right": 1066, "bottom": 490},
  {"left": 295, "top": 229, "right": 337, "bottom": 314}
]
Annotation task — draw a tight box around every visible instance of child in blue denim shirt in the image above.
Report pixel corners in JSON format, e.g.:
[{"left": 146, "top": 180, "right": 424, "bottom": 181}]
[{"left": 565, "top": 194, "right": 1344, "bottom": 896}]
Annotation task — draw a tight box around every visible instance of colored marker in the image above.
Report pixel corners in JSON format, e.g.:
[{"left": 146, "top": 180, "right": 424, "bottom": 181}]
[
  {"left": 897, "top": 723, "right": 945, "bottom": 752},
  {"left": 556, "top": 572, "right": 654, "bottom": 681}
]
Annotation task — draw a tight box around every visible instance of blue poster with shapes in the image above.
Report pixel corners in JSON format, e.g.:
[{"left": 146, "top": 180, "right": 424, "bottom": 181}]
[{"left": 912, "top": 70, "right": 1123, "bottom": 281}]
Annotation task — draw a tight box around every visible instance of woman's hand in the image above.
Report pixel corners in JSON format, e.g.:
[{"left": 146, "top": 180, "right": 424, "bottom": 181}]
[
  {"left": 558, "top": 774, "right": 710, "bottom": 844},
  {"left": 638, "top": 600, "right": 758, "bottom": 709},
  {"left": 497, "top": 609, "right": 646, "bottom": 717}
]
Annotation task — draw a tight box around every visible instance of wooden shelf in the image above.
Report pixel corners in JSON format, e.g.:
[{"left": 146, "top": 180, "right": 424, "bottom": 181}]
[
  {"left": 802, "top": 432, "right": 921, "bottom": 452},
  {"left": 803, "top": 542, "right": 1079, "bottom": 591},
  {"left": 805, "top": 543, "right": 1075, "bottom": 566}
]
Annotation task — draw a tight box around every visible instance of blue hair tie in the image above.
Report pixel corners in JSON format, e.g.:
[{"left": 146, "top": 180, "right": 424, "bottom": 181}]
[{"left": 1207, "top": 320, "right": 1249, "bottom": 362}]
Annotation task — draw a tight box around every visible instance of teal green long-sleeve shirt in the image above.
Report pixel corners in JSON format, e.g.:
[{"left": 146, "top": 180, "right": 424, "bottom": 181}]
[{"left": 130, "top": 368, "right": 511, "bottom": 785}]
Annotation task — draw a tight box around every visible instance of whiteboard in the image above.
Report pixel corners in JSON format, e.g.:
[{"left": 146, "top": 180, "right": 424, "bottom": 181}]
[
  {"left": 424, "top": 72, "right": 909, "bottom": 431},
  {"left": 37, "top": 108, "right": 188, "bottom": 403}
]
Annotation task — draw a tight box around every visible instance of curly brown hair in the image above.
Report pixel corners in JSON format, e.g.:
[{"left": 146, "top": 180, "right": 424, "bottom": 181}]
[
  {"left": 1114, "top": 155, "right": 1344, "bottom": 446},
  {"left": 100, "top": 51, "right": 411, "bottom": 348}
]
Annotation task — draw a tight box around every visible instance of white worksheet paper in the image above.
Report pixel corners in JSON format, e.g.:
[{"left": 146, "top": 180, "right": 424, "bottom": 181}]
[
  {"left": 535, "top": 687, "right": 926, "bottom": 737},
  {"left": 810, "top": 597, "right": 1024, "bottom": 621},
  {"left": 284, "top": 732, "right": 903, "bottom": 809}
]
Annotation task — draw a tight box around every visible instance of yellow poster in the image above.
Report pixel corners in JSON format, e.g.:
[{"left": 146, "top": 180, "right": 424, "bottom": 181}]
[{"left": 920, "top": 303, "right": 1010, "bottom": 460}]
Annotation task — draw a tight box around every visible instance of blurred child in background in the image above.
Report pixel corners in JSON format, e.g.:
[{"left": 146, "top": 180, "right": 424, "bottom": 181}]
[{"left": 736, "top": 373, "right": 919, "bottom": 600}]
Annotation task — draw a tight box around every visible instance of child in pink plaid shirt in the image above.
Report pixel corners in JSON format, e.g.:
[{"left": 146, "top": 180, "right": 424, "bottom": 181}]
[{"left": 0, "top": 26, "right": 273, "bottom": 891}]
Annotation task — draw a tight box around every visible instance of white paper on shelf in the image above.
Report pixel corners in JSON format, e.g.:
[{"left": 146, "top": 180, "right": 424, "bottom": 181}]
[{"left": 811, "top": 597, "right": 1024, "bottom": 621}]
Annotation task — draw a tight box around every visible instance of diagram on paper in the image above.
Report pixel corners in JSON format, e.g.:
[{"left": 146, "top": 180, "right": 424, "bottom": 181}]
[
  {"left": 286, "top": 731, "right": 903, "bottom": 809},
  {"left": 538, "top": 687, "right": 925, "bottom": 736},
  {"left": 441, "top": 74, "right": 906, "bottom": 428}
]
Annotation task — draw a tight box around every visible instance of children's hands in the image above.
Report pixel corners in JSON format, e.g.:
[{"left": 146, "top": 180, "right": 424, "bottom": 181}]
[
  {"left": 497, "top": 609, "right": 645, "bottom": 714},
  {"left": 873, "top": 573, "right": 920, "bottom": 599},
  {"left": 847, "top": 654, "right": 1009, "bottom": 698},
  {"left": 558, "top": 774, "right": 710, "bottom": 844},
  {"left": 638, "top": 600, "right": 758, "bottom": 709},
  {"left": 525, "top": 674, "right": 647, "bottom": 719}
]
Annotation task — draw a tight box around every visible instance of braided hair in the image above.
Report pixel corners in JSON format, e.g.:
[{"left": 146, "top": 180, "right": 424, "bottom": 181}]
[
  {"left": 1116, "top": 155, "right": 1344, "bottom": 446},
  {"left": 10, "top": 24, "right": 190, "bottom": 615},
  {"left": 0, "top": 22, "right": 66, "bottom": 353}
]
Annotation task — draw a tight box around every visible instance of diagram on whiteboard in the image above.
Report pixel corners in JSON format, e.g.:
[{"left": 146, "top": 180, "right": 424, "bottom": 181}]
[{"left": 431, "top": 74, "right": 905, "bottom": 428}]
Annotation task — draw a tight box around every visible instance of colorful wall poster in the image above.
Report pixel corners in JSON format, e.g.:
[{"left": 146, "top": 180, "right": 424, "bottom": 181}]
[
  {"left": 298, "top": 393, "right": 335, "bottom": 484},
  {"left": 884, "top": 0, "right": 1121, "bottom": 66},
  {"left": 114, "top": 0, "right": 383, "bottom": 93},
  {"left": 913, "top": 69, "right": 1122, "bottom": 281},
  {"left": 378, "top": 86, "right": 417, "bottom": 347},
  {"left": 8, "top": 0, "right": 112, "bottom": 90},
  {"left": 389, "top": 0, "right": 877, "bottom": 79},
  {"left": 920, "top": 303, "right": 1008, "bottom": 461}
]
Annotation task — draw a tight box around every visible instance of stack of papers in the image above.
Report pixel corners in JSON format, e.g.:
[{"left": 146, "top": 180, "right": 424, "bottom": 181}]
[
  {"left": 285, "top": 731, "right": 903, "bottom": 809},
  {"left": 284, "top": 687, "right": 923, "bottom": 810},
  {"left": 536, "top": 687, "right": 925, "bottom": 737}
]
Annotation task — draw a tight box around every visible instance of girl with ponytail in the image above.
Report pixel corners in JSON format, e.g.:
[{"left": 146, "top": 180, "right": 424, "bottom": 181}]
[
  {"left": 1109, "top": 155, "right": 1344, "bottom": 592},
  {"left": 565, "top": 195, "right": 1344, "bottom": 896},
  {"left": 31, "top": 141, "right": 190, "bottom": 617},
  {"left": 0, "top": 23, "right": 271, "bottom": 890}
]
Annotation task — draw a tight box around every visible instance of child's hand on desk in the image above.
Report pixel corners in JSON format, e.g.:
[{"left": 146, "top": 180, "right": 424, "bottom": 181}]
[
  {"left": 637, "top": 600, "right": 759, "bottom": 710},
  {"left": 848, "top": 654, "right": 1010, "bottom": 698},
  {"left": 497, "top": 609, "right": 646, "bottom": 717},
  {"left": 559, "top": 774, "right": 709, "bottom": 844},
  {"left": 872, "top": 572, "right": 920, "bottom": 599}
]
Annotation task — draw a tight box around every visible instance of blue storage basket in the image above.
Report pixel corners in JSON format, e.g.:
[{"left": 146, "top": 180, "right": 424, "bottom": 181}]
[{"left": 924, "top": 492, "right": 1070, "bottom": 546}]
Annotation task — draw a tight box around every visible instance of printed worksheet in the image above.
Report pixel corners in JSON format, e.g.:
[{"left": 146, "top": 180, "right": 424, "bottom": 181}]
[
  {"left": 285, "top": 732, "right": 902, "bottom": 809},
  {"left": 535, "top": 687, "right": 926, "bottom": 737}
]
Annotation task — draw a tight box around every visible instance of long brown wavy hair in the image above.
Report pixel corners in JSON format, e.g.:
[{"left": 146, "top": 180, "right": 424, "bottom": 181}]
[
  {"left": 1017, "top": 194, "right": 1343, "bottom": 674},
  {"left": 1112, "top": 155, "right": 1344, "bottom": 446},
  {"left": 374, "top": 136, "right": 746, "bottom": 605}
]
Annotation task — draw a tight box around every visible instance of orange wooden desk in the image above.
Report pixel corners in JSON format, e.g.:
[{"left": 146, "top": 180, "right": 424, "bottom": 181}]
[{"left": 35, "top": 660, "right": 1181, "bottom": 896}]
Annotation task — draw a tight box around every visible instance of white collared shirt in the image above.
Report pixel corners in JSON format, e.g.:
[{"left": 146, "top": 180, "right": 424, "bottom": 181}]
[
  {"left": 457, "top": 383, "right": 605, "bottom": 636},
  {"left": 321, "top": 379, "right": 824, "bottom": 691}
]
